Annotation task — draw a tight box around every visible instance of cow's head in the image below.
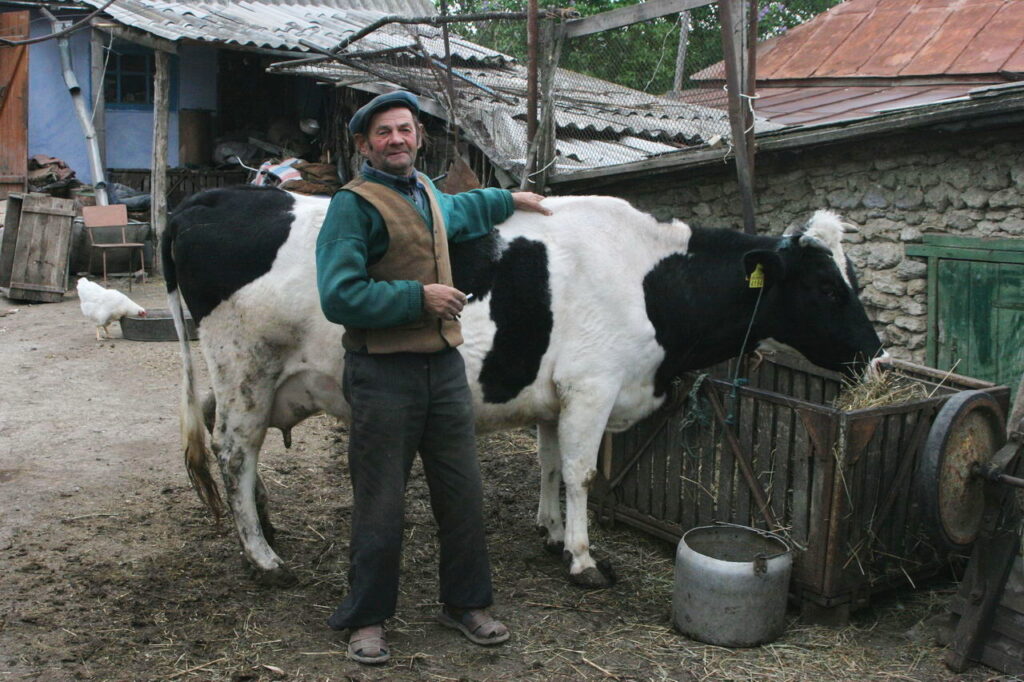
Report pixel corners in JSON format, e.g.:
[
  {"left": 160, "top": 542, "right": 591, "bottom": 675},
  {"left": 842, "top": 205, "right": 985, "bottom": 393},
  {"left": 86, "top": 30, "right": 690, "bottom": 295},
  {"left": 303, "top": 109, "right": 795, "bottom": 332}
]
[{"left": 743, "top": 211, "right": 884, "bottom": 375}]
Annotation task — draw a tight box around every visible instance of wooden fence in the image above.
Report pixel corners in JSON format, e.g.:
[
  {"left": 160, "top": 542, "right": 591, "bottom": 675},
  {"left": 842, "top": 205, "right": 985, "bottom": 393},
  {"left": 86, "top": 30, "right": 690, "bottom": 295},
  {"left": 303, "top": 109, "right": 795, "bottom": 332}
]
[{"left": 108, "top": 168, "right": 248, "bottom": 210}]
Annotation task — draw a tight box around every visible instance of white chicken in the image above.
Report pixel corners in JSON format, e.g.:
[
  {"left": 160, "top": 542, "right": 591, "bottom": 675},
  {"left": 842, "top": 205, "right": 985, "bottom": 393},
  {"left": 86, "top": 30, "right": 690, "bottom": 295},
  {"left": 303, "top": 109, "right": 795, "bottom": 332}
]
[{"left": 76, "top": 277, "right": 146, "bottom": 340}]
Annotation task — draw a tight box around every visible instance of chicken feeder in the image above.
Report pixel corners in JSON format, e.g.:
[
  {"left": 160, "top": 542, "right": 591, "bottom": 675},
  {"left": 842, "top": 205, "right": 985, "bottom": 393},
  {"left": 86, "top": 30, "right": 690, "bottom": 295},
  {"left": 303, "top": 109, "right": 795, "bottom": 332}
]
[{"left": 121, "top": 308, "right": 198, "bottom": 342}]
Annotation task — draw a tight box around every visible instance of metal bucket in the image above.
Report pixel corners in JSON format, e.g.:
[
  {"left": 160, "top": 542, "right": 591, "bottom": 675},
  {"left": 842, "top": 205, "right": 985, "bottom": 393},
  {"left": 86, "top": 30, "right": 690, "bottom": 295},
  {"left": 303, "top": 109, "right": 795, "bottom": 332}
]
[{"left": 673, "top": 524, "right": 792, "bottom": 647}]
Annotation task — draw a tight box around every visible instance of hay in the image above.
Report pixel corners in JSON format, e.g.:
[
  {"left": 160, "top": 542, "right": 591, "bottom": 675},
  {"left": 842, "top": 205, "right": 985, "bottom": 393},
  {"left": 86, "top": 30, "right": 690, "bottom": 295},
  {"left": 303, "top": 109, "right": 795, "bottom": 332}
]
[{"left": 833, "top": 370, "right": 929, "bottom": 412}]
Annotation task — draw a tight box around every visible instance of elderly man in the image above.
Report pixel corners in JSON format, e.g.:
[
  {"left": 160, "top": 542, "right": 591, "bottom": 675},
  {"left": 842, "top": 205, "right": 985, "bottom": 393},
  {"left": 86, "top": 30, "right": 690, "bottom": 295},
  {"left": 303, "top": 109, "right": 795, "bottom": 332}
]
[{"left": 315, "top": 90, "right": 550, "bottom": 665}]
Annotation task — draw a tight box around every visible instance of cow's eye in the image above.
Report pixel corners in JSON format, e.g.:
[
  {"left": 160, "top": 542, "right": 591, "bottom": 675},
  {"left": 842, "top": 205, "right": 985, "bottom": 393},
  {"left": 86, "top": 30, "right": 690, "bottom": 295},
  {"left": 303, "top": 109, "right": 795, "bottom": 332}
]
[{"left": 822, "top": 285, "right": 841, "bottom": 303}]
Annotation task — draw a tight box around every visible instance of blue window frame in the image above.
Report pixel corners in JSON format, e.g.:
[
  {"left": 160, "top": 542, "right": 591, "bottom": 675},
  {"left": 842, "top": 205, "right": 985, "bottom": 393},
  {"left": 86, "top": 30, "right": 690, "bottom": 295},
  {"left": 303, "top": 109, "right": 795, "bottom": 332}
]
[{"left": 103, "top": 41, "right": 178, "bottom": 110}]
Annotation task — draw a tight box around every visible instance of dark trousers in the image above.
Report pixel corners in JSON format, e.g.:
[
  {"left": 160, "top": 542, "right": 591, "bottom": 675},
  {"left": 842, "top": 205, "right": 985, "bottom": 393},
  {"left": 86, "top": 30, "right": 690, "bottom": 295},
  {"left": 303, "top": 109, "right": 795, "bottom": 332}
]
[{"left": 327, "top": 348, "right": 494, "bottom": 630}]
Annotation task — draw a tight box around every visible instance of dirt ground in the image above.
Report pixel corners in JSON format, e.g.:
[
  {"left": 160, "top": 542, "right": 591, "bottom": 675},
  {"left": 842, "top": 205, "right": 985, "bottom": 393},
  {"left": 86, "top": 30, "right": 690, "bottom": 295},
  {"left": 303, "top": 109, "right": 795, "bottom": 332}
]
[{"left": 0, "top": 277, "right": 1010, "bottom": 681}]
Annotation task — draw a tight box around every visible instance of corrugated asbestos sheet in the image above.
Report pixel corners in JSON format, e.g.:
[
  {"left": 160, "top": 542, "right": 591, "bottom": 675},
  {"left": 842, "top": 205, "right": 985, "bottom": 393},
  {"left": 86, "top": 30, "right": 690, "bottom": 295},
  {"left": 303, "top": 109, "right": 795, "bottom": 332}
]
[
  {"left": 81, "top": 0, "right": 512, "bottom": 64},
  {"left": 78, "top": 0, "right": 777, "bottom": 175},
  {"left": 275, "top": 58, "right": 779, "bottom": 174}
]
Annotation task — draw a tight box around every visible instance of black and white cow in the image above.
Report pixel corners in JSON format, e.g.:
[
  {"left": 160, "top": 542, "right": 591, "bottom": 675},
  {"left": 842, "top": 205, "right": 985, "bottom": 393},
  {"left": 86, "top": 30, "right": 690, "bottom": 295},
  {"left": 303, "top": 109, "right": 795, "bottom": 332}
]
[{"left": 164, "top": 185, "right": 884, "bottom": 588}]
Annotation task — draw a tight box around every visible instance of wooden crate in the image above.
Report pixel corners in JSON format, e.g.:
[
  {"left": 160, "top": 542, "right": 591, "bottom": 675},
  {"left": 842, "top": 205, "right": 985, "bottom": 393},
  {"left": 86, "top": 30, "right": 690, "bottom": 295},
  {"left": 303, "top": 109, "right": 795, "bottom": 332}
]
[
  {"left": 0, "top": 193, "right": 76, "bottom": 302},
  {"left": 593, "top": 354, "right": 1011, "bottom": 623}
]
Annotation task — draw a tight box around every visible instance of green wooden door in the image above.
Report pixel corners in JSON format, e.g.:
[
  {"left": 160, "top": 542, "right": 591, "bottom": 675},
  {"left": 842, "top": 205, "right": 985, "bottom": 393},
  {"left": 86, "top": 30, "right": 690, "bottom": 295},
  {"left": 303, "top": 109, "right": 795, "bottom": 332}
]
[
  {"left": 936, "top": 259, "right": 1024, "bottom": 389},
  {"left": 907, "top": 236, "right": 1024, "bottom": 398}
]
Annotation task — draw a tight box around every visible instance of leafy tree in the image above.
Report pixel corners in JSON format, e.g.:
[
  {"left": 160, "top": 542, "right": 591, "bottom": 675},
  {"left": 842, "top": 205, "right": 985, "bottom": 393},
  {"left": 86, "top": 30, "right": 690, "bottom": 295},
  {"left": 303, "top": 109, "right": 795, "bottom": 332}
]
[{"left": 441, "top": 0, "right": 843, "bottom": 94}]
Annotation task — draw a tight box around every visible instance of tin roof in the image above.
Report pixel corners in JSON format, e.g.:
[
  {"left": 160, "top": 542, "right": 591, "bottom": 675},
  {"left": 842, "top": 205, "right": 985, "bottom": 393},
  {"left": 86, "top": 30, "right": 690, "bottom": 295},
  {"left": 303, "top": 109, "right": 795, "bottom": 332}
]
[
  {"left": 755, "top": 0, "right": 1024, "bottom": 80},
  {"left": 682, "top": 0, "right": 1024, "bottom": 127}
]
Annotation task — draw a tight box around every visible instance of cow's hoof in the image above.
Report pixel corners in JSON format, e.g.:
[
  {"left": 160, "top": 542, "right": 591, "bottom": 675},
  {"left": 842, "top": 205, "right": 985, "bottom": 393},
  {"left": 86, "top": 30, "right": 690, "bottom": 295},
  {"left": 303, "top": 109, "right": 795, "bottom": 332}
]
[
  {"left": 252, "top": 564, "right": 297, "bottom": 588},
  {"left": 567, "top": 558, "right": 617, "bottom": 588}
]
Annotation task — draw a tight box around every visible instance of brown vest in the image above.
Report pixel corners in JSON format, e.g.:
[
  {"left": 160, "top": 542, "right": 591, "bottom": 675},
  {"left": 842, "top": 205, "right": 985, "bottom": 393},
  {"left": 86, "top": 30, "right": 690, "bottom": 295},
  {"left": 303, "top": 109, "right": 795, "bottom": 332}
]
[{"left": 340, "top": 175, "right": 464, "bottom": 354}]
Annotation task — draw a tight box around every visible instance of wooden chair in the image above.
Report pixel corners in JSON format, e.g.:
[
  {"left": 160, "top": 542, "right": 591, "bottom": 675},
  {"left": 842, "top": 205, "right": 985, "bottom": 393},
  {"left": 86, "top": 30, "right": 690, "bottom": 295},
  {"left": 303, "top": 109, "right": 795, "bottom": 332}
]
[{"left": 81, "top": 204, "right": 146, "bottom": 285}]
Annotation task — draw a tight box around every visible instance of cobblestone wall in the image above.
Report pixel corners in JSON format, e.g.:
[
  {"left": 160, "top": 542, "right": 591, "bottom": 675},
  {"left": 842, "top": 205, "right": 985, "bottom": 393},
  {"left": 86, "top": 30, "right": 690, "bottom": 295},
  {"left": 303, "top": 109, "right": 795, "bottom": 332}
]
[{"left": 606, "top": 127, "right": 1024, "bottom": 362}]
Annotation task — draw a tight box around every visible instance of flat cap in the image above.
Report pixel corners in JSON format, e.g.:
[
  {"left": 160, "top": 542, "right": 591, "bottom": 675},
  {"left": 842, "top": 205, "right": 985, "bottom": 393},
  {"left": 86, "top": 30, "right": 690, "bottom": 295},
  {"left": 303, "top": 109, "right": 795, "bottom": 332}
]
[{"left": 348, "top": 90, "right": 420, "bottom": 136}]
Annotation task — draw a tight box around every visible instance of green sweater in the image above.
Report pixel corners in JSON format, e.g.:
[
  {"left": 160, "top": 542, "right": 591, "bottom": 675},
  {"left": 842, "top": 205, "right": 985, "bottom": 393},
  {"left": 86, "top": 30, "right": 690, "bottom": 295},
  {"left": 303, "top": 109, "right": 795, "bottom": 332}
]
[{"left": 316, "top": 169, "right": 514, "bottom": 329}]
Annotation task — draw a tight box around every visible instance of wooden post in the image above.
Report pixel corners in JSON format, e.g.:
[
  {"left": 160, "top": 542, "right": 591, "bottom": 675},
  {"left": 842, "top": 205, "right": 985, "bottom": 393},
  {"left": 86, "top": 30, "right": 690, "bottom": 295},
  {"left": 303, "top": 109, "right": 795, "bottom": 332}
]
[
  {"left": 531, "top": 20, "right": 566, "bottom": 193},
  {"left": 150, "top": 49, "right": 169, "bottom": 277},
  {"left": 89, "top": 28, "right": 107, "bottom": 171},
  {"left": 672, "top": 11, "right": 691, "bottom": 92},
  {"left": 526, "top": 0, "right": 539, "bottom": 146},
  {"left": 719, "top": 0, "right": 757, "bottom": 234}
]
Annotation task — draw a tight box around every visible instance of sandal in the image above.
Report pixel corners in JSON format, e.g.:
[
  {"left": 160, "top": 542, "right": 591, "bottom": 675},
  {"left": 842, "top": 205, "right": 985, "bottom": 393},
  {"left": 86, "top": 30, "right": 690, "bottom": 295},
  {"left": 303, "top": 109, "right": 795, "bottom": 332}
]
[
  {"left": 437, "top": 607, "right": 510, "bottom": 646},
  {"left": 347, "top": 624, "right": 390, "bottom": 664}
]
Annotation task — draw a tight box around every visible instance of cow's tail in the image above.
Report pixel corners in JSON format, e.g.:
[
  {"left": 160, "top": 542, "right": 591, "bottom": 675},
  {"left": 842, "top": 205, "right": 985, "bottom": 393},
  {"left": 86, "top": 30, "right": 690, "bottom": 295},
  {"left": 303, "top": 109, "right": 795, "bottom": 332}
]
[{"left": 164, "top": 231, "right": 223, "bottom": 519}]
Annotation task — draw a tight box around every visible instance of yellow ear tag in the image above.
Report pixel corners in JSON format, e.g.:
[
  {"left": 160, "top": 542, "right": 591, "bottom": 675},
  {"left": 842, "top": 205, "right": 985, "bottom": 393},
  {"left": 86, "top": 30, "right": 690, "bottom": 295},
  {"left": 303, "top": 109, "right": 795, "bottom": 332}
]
[{"left": 748, "top": 263, "right": 765, "bottom": 289}]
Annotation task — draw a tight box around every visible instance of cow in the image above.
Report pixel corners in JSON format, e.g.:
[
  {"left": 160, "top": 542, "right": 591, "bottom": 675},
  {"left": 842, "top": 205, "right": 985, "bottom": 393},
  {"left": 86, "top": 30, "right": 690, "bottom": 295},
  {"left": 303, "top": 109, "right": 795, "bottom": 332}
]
[{"left": 163, "top": 185, "right": 884, "bottom": 589}]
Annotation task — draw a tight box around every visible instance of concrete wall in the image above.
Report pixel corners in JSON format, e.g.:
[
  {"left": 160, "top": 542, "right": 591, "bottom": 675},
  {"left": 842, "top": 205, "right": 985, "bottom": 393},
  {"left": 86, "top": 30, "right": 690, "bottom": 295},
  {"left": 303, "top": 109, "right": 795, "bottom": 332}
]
[{"left": 592, "top": 126, "right": 1024, "bottom": 363}]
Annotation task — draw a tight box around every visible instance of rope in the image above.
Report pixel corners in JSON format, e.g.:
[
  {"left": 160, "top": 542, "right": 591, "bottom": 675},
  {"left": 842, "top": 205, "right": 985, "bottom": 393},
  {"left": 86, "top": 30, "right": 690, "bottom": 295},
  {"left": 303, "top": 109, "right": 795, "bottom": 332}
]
[{"left": 726, "top": 284, "right": 765, "bottom": 425}]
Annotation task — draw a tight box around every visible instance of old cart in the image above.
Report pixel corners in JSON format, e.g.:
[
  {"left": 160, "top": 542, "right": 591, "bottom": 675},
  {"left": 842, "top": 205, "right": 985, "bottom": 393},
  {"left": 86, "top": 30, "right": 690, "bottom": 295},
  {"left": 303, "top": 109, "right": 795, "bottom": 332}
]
[{"left": 591, "top": 354, "right": 1010, "bottom": 623}]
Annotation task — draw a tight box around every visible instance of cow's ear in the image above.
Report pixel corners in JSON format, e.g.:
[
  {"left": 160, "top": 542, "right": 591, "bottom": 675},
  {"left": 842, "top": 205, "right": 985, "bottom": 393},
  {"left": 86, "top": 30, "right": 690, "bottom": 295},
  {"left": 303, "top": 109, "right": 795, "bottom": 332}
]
[{"left": 742, "top": 250, "right": 785, "bottom": 289}]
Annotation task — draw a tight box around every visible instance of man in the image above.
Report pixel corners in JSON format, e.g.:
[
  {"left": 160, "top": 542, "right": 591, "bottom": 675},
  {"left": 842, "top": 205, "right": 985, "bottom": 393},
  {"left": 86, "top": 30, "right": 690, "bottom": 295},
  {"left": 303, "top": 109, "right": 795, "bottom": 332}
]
[{"left": 315, "top": 90, "right": 550, "bottom": 665}]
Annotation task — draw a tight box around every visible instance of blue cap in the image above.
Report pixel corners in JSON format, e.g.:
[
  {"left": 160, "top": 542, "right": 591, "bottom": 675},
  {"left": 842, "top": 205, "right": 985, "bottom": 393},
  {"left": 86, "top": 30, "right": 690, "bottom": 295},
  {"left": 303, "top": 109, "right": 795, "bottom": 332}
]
[{"left": 348, "top": 90, "right": 420, "bottom": 136}]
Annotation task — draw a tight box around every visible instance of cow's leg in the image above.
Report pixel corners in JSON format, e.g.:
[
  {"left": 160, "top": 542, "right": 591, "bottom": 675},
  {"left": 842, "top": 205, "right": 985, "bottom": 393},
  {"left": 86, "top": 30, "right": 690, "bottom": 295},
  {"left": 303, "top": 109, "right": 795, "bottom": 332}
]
[
  {"left": 214, "top": 406, "right": 294, "bottom": 586},
  {"left": 558, "top": 387, "right": 617, "bottom": 588},
  {"left": 535, "top": 420, "right": 565, "bottom": 554},
  {"left": 202, "top": 390, "right": 275, "bottom": 545}
]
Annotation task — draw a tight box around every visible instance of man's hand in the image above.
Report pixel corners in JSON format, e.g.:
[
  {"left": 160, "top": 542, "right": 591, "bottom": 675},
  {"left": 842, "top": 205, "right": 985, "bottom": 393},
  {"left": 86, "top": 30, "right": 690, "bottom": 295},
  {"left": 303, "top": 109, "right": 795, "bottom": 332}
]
[
  {"left": 423, "top": 284, "right": 469, "bottom": 321},
  {"left": 511, "top": 192, "right": 552, "bottom": 216}
]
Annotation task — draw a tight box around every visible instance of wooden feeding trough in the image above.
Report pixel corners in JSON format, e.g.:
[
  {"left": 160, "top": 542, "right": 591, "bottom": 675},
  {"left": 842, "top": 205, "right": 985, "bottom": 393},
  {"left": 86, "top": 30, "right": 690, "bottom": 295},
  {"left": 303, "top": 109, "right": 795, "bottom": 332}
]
[{"left": 591, "top": 354, "right": 1010, "bottom": 623}]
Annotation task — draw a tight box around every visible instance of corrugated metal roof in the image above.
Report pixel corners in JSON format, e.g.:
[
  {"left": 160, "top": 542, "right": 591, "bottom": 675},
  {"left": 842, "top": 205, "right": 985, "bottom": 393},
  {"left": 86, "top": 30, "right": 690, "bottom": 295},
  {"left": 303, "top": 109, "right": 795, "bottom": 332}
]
[
  {"left": 754, "top": 0, "right": 1024, "bottom": 80},
  {"left": 673, "top": 83, "right": 987, "bottom": 126},
  {"left": 682, "top": 0, "right": 1024, "bottom": 128},
  {"left": 81, "top": 0, "right": 512, "bottom": 64}
]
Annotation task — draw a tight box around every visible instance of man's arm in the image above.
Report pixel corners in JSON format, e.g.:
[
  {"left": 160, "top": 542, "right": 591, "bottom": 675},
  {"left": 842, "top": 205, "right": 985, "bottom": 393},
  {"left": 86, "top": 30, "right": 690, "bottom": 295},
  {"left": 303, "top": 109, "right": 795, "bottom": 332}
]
[{"left": 438, "top": 185, "right": 552, "bottom": 244}]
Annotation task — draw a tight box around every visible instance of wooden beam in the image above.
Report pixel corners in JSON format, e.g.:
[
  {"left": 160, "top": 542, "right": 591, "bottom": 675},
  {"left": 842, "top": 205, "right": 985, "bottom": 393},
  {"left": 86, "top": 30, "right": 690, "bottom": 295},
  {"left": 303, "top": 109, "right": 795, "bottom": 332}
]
[
  {"left": 150, "top": 50, "right": 169, "bottom": 277},
  {"left": 671, "top": 11, "right": 691, "bottom": 92},
  {"left": 719, "top": 0, "right": 757, "bottom": 234},
  {"left": 90, "top": 20, "right": 178, "bottom": 55},
  {"left": 565, "top": 0, "right": 714, "bottom": 39}
]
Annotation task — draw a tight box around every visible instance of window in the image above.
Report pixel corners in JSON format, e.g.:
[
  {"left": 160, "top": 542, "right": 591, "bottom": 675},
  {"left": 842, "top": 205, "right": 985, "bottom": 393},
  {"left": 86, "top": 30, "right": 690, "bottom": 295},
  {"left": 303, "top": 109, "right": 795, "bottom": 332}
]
[
  {"left": 104, "top": 49, "right": 153, "bottom": 105},
  {"left": 101, "top": 42, "right": 179, "bottom": 110}
]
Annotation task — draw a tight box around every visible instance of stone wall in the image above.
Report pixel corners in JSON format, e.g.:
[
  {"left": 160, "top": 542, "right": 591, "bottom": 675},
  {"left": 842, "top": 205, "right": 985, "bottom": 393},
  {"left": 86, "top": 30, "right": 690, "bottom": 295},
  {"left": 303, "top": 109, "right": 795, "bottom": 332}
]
[{"left": 595, "top": 126, "right": 1024, "bottom": 362}]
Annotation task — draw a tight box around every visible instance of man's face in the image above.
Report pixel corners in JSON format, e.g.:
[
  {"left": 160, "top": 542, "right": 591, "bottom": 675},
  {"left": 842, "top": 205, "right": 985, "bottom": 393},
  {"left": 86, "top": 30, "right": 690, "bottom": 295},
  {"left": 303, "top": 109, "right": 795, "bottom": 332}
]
[{"left": 356, "top": 106, "right": 423, "bottom": 176}]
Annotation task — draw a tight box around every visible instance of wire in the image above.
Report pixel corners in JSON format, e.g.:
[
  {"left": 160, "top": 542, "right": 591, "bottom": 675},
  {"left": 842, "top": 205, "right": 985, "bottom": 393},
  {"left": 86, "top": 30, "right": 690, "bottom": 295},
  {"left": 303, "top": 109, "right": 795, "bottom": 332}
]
[{"left": 91, "top": 32, "right": 115, "bottom": 122}]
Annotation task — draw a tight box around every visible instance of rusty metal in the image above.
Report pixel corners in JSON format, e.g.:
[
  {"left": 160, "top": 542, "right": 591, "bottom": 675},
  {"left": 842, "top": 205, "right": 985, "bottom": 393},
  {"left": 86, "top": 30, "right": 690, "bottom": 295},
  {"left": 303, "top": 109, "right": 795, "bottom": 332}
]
[{"left": 919, "top": 390, "right": 1006, "bottom": 550}]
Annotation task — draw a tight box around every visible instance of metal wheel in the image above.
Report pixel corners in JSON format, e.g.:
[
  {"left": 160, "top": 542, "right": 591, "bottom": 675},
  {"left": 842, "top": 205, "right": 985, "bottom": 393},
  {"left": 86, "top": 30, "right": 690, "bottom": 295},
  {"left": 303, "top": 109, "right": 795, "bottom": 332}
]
[{"left": 917, "top": 390, "right": 1005, "bottom": 551}]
